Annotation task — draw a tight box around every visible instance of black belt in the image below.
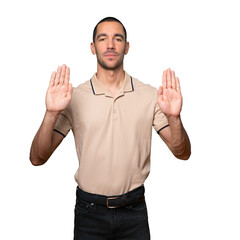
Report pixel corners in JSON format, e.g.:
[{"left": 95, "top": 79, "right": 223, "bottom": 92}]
[{"left": 76, "top": 184, "right": 145, "bottom": 208}]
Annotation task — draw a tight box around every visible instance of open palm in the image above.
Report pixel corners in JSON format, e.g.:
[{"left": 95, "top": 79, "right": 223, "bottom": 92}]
[
  {"left": 157, "top": 68, "right": 182, "bottom": 117},
  {"left": 46, "top": 64, "right": 72, "bottom": 112}
]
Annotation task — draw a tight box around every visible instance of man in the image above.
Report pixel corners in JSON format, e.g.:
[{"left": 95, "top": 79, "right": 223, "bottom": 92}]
[{"left": 30, "top": 17, "right": 191, "bottom": 239}]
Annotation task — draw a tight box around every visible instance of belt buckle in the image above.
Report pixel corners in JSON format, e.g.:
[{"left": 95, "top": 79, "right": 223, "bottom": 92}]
[{"left": 106, "top": 196, "right": 125, "bottom": 208}]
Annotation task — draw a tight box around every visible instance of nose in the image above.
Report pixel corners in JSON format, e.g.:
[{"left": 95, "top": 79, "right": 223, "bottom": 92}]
[{"left": 107, "top": 39, "right": 115, "bottom": 50}]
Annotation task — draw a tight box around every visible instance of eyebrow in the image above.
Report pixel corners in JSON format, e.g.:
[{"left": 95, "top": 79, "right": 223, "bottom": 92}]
[
  {"left": 114, "top": 33, "right": 124, "bottom": 40},
  {"left": 96, "top": 33, "right": 125, "bottom": 40}
]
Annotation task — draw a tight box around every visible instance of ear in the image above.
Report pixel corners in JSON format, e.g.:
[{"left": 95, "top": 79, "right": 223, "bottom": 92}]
[
  {"left": 90, "top": 42, "right": 96, "bottom": 55},
  {"left": 124, "top": 42, "right": 130, "bottom": 55}
]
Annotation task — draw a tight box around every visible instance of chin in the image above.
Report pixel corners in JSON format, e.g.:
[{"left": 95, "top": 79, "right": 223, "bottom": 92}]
[{"left": 99, "top": 61, "right": 122, "bottom": 71}]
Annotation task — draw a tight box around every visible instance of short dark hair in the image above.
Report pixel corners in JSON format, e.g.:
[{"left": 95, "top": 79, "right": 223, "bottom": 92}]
[{"left": 93, "top": 17, "right": 127, "bottom": 43}]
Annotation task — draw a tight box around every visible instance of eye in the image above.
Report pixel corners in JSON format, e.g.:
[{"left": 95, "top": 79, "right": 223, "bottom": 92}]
[
  {"left": 99, "top": 38, "right": 106, "bottom": 41},
  {"left": 116, "top": 38, "right": 123, "bottom": 42}
]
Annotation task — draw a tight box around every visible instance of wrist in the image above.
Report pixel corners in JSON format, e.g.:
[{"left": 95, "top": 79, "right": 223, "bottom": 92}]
[
  {"left": 45, "top": 110, "right": 61, "bottom": 120},
  {"left": 166, "top": 115, "right": 181, "bottom": 124}
]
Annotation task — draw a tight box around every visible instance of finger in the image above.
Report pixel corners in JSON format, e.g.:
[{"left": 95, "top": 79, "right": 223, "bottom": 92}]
[
  {"left": 171, "top": 70, "right": 176, "bottom": 90},
  {"left": 66, "top": 83, "right": 72, "bottom": 99},
  {"left": 64, "top": 67, "right": 70, "bottom": 86},
  {"left": 55, "top": 66, "right": 62, "bottom": 85},
  {"left": 167, "top": 68, "right": 171, "bottom": 88},
  {"left": 49, "top": 71, "right": 56, "bottom": 88},
  {"left": 157, "top": 86, "right": 164, "bottom": 102},
  {"left": 162, "top": 70, "right": 167, "bottom": 89},
  {"left": 176, "top": 77, "right": 181, "bottom": 93},
  {"left": 158, "top": 86, "right": 163, "bottom": 96},
  {"left": 60, "top": 64, "right": 66, "bottom": 84}
]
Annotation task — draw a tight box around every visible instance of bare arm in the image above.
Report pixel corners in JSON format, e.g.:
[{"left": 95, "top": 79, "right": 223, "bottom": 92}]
[
  {"left": 29, "top": 64, "right": 72, "bottom": 166},
  {"left": 158, "top": 117, "right": 191, "bottom": 160},
  {"left": 157, "top": 68, "right": 191, "bottom": 160},
  {"left": 30, "top": 111, "right": 64, "bottom": 165}
]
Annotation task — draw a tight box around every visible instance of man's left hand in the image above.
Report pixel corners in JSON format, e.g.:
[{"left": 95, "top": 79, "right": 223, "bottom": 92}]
[{"left": 157, "top": 68, "right": 183, "bottom": 118}]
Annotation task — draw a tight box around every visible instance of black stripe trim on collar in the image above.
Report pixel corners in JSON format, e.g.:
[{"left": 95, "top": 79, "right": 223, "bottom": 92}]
[
  {"left": 157, "top": 124, "right": 169, "bottom": 134},
  {"left": 53, "top": 129, "right": 66, "bottom": 138},
  {"left": 130, "top": 76, "right": 134, "bottom": 91},
  {"left": 90, "top": 79, "right": 95, "bottom": 95}
]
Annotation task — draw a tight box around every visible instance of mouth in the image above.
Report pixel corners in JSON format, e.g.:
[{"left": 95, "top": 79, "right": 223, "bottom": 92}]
[
  {"left": 104, "top": 52, "right": 119, "bottom": 58},
  {"left": 105, "top": 54, "right": 117, "bottom": 58}
]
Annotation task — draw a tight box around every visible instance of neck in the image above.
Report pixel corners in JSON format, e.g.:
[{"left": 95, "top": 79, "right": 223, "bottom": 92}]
[{"left": 96, "top": 65, "right": 125, "bottom": 91}]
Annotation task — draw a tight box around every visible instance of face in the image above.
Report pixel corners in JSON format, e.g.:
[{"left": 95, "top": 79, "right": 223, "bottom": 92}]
[{"left": 91, "top": 21, "right": 129, "bottom": 71}]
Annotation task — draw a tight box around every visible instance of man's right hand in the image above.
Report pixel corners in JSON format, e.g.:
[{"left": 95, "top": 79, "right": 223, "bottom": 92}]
[{"left": 46, "top": 64, "right": 72, "bottom": 112}]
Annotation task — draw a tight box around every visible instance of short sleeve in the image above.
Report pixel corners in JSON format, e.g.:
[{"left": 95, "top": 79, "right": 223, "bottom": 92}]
[
  {"left": 54, "top": 110, "right": 72, "bottom": 137},
  {"left": 152, "top": 102, "right": 169, "bottom": 134}
]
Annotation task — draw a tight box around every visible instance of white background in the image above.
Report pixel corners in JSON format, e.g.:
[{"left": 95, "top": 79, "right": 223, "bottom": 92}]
[{"left": 1, "top": 0, "right": 239, "bottom": 239}]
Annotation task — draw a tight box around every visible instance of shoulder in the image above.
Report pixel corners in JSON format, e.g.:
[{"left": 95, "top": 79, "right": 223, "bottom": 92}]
[
  {"left": 73, "top": 79, "right": 92, "bottom": 95},
  {"left": 132, "top": 75, "right": 158, "bottom": 96},
  {"left": 70, "top": 78, "right": 94, "bottom": 101},
  {"left": 65, "top": 79, "right": 92, "bottom": 112}
]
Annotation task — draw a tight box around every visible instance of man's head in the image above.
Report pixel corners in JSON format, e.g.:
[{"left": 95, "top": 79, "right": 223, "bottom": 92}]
[
  {"left": 91, "top": 17, "right": 129, "bottom": 71},
  {"left": 92, "top": 17, "right": 127, "bottom": 43}
]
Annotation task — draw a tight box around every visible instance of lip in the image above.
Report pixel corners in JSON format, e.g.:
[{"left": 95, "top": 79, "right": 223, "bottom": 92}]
[{"left": 105, "top": 54, "right": 117, "bottom": 57}]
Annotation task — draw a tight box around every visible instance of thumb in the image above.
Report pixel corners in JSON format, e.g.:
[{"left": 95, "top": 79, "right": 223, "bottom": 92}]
[
  {"left": 68, "top": 83, "right": 72, "bottom": 92},
  {"left": 157, "top": 86, "right": 164, "bottom": 102},
  {"left": 158, "top": 86, "right": 163, "bottom": 96},
  {"left": 66, "top": 83, "right": 72, "bottom": 99}
]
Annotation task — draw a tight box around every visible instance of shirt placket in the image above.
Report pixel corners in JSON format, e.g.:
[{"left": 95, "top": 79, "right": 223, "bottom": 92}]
[{"left": 105, "top": 90, "right": 124, "bottom": 122}]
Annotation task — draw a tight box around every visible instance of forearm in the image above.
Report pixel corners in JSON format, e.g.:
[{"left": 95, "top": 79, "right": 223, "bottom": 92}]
[
  {"left": 167, "top": 116, "right": 191, "bottom": 160},
  {"left": 30, "top": 110, "right": 60, "bottom": 165}
]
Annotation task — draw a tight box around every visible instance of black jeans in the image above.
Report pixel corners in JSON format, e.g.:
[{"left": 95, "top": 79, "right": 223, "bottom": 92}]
[{"left": 74, "top": 185, "right": 151, "bottom": 240}]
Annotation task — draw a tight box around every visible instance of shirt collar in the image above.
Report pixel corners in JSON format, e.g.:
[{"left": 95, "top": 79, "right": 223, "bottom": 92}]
[{"left": 90, "top": 71, "right": 134, "bottom": 95}]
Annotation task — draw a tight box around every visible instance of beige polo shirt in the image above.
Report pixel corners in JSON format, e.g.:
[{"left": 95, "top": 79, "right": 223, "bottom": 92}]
[{"left": 54, "top": 71, "right": 169, "bottom": 196}]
